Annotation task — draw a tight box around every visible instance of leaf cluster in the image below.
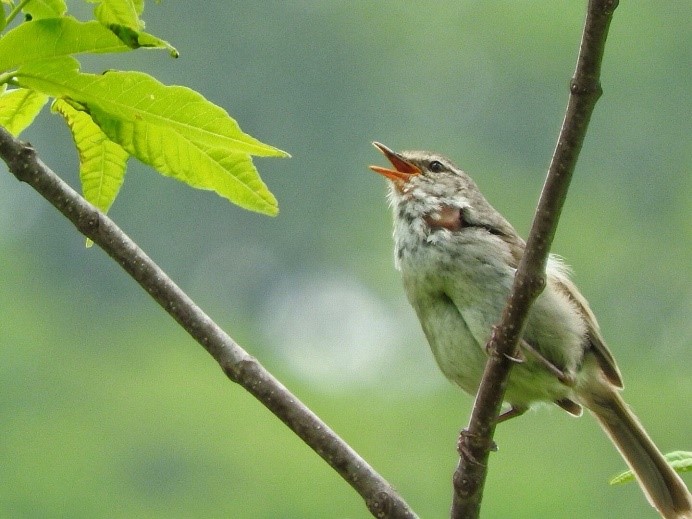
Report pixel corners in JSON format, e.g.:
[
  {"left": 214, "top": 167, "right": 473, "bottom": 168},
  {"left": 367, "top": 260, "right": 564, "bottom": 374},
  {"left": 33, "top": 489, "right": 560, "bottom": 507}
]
[{"left": 0, "top": 0, "right": 288, "bottom": 218}]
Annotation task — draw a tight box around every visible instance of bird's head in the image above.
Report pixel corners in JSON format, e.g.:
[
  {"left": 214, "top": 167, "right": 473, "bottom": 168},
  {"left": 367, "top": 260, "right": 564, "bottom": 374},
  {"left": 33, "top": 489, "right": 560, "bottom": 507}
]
[{"left": 369, "top": 142, "right": 497, "bottom": 234}]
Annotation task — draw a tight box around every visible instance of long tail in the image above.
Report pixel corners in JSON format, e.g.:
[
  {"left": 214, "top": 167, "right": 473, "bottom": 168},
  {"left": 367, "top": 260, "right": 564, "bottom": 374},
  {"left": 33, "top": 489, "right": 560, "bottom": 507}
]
[{"left": 581, "top": 387, "right": 692, "bottom": 519}]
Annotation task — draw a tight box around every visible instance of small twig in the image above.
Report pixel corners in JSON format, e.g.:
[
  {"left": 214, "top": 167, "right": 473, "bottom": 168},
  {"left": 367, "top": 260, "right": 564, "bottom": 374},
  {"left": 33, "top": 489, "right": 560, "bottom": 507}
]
[
  {"left": 0, "top": 126, "right": 417, "bottom": 519},
  {"left": 450, "top": 0, "right": 619, "bottom": 517}
]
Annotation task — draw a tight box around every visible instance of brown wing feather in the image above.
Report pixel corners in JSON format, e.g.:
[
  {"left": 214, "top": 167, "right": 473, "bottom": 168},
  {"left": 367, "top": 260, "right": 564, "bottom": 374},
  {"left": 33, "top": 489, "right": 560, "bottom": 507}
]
[{"left": 553, "top": 276, "right": 623, "bottom": 388}]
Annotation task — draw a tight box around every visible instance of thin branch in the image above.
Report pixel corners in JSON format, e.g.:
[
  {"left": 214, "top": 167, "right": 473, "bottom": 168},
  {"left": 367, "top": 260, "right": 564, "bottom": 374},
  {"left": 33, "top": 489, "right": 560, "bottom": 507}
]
[
  {"left": 451, "top": 0, "right": 619, "bottom": 517},
  {"left": 0, "top": 127, "right": 418, "bottom": 519}
]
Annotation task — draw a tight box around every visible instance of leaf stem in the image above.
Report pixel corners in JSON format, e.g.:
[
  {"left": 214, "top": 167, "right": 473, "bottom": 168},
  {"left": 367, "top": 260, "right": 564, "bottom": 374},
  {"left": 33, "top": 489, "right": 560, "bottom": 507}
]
[{"left": 5, "top": 0, "right": 32, "bottom": 27}]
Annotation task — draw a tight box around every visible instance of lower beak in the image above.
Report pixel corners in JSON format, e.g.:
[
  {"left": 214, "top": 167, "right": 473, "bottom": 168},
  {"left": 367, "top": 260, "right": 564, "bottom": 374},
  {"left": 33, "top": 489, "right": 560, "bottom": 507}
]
[{"left": 369, "top": 142, "right": 421, "bottom": 185}]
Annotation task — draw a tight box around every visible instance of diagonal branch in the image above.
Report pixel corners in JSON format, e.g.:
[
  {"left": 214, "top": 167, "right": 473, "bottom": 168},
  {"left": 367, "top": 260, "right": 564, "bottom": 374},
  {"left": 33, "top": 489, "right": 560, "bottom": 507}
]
[
  {"left": 451, "top": 0, "right": 619, "bottom": 517},
  {"left": 0, "top": 126, "right": 417, "bottom": 519}
]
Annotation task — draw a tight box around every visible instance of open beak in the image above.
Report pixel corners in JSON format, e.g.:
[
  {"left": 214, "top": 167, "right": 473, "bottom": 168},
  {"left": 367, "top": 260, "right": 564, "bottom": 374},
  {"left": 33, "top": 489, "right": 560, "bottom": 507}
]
[{"left": 369, "top": 142, "right": 421, "bottom": 187}]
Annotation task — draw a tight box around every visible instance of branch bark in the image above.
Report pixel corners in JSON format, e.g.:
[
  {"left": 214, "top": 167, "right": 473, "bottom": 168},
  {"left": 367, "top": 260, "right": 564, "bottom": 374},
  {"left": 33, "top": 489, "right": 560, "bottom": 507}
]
[
  {"left": 0, "top": 127, "right": 417, "bottom": 519},
  {"left": 451, "top": 1, "right": 619, "bottom": 517}
]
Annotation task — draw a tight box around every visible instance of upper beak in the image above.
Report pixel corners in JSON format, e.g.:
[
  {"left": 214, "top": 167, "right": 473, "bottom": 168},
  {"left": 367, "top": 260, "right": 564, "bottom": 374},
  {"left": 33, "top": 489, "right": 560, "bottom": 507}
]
[{"left": 369, "top": 142, "right": 421, "bottom": 186}]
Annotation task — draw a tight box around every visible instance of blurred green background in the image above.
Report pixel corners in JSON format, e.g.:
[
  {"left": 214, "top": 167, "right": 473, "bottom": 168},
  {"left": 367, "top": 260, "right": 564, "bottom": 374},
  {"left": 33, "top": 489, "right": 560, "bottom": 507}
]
[{"left": 1, "top": 1, "right": 690, "bottom": 518}]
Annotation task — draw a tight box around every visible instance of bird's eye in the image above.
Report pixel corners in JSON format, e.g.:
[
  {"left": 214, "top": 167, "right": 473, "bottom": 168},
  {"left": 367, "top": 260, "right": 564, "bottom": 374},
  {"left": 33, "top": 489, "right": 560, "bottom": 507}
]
[{"left": 429, "top": 160, "right": 444, "bottom": 173}]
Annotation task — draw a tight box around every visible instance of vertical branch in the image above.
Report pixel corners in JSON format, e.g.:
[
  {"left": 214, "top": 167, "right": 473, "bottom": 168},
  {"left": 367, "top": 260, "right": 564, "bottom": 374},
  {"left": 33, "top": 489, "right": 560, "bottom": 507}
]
[{"left": 450, "top": 1, "right": 619, "bottom": 517}]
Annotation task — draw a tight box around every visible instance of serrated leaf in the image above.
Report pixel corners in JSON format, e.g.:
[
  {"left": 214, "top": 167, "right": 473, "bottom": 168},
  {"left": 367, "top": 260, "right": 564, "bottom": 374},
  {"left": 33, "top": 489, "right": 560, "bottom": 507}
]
[
  {"left": 16, "top": 57, "right": 286, "bottom": 215},
  {"left": 0, "top": 88, "right": 49, "bottom": 136},
  {"left": 0, "top": 18, "right": 130, "bottom": 72},
  {"left": 610, "top": 451, "right": 692, "bottom": 485},
  {"left": 23, "top": 0, "right": 67, "bottom": 19},
  {"left": 95, "top": 109, "right": 279, "bottom": 214},
  {"left": 52, "top": 99, "right": 128, "bottom": 216},
  {"left": 15, "top": 57, "right": 289, "bottom": 157}
]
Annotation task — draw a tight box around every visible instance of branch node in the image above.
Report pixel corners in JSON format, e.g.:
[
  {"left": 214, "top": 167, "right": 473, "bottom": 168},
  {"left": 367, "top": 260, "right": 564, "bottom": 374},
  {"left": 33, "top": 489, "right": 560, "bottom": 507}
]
[
  {"left": 525, "top": 270, "right": 547, "bottom": 295},
  {"left": 222, "top": 357, "right": 262, "bottom": 389},
  {"left": 603, "top": 0, "right": 619, "bottom": 14},
  {"left": 569, "top": 77, "right": 602, "bottom": 98},
  {"left": 15, "top": 141, "right": 37, "bottom": 183},
  {"left": 221, "top": 359, "right": 245, "bottom": 384},
  {"left": 78, "top": 210, "right": 101, "bottom": 237},
  {"left": 453, "top": 469, "right": 480, "bottom": 498}
]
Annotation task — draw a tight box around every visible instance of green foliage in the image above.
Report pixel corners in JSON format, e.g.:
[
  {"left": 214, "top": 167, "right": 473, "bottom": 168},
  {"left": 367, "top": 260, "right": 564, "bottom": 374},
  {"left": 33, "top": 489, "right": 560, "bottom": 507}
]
[
  {"left": 21, "top": 0, "right": 67, "bottom": 20},
  {"left": 91, "top": 0, "right": 177, "bottom": 56},
  {"left": 0, "top": 0, "right": 287, "bottom": 216},
  {"left": 52, "top": 99, "right": 127, "bottom": 216},
  {"left": 610, "top": 451, "right": 692, "bottom": 485},
  {"left": 91, "top": 0, "right": 144, "bottom": 29},
  {"left": 0, "top": 86, "right": 48, "bottom": 134},
  {"left": 0, "top": 18, "right": 130, "bottom": 69},
  {"left": 17, "top": 56, "right": 283, "bottom": 214}
]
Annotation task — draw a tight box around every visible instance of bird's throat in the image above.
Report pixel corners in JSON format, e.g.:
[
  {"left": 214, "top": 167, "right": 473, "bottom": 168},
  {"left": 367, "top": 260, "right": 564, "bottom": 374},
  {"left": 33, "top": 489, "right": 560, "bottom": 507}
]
[{"left": 423, "top": 205, "right": 463, "bottom": 232}]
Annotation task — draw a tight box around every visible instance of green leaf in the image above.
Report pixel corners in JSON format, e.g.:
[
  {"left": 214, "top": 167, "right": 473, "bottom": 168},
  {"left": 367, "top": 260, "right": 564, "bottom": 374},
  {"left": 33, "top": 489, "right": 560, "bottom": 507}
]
[
  {"left": 132, "top": 0, "right": 144, "bottom": 16},
  {"left": 85, "top": 0, "right": 144, "bottom": 17},
  {"left": 91, "top": 0, "right": 179, "bottom": 56},
  {"left": 94, "top": 111, "right": 279, "bottom": 215},
  {"left": 610, "top": 451, "right": 692, "bottom": 485},
  {"left": 93, "top": 0, "right": 143, "bottom": 30},
  {"left": 52, "top": 99, "right": 128, "bottom": 217},
  {"left": 16, "top": 57, "right": 286, "bottom": 215},
  {"left": 106, "top": 24, "right": 178, "bottom": 57},
  {"left": 0, "top": 18, "right": 130, "bottom": 72},
  {"left": 15, "top": 57, "right": 289, "bottom": 157},
  {"left": 23, "top": 0, "right": 67, "bottom": 20},
  {"left": 0, "top": 88, "right": 49, "bottom": 136}
]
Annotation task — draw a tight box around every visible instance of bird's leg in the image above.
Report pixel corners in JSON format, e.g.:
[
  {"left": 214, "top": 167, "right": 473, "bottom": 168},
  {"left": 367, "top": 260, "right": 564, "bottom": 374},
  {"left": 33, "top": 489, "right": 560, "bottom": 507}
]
[
  {"left": 519, "top": 339, "right": 575, "bottom": 386},
  {"left": 495, "top": 405, "right": 526, "bottom": 424}
]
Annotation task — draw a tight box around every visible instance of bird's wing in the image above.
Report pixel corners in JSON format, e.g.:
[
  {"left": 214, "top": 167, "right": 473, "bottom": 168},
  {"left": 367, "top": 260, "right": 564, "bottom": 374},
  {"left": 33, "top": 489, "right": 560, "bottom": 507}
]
[{"left": 553, "top": 275, "right": 623, "bottom": 388}]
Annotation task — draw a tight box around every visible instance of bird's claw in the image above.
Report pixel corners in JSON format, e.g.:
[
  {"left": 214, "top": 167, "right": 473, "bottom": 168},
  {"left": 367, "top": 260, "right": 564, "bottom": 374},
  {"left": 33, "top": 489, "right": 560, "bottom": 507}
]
[
  {"left": 457, "top": 429, "right": 497, "bottom": 466},
  {"left": 485, "top": 326, "right": 524, "bottom": 363}
]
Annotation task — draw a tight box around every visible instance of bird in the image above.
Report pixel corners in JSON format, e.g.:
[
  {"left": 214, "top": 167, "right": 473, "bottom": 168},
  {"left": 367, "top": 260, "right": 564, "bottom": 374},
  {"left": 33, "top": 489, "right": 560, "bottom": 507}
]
[{"left": 369, "top": 141, "right": 692, "bottom": 519}]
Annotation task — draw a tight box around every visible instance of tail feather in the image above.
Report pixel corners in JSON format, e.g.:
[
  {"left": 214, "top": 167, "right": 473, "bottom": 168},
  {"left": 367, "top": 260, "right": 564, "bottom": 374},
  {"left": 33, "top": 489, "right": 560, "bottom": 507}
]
[{"left": 582, "top": 388, "right": 692, "bottom": 519}]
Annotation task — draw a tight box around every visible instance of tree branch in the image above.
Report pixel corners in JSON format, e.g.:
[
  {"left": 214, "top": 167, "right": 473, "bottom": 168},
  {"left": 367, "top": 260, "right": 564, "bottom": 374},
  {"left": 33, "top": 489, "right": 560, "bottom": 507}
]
[
  {"left": 451, "top": 1, "right": 619, "bottom": 517},
  {"left": 0, "top": 127, "right": 417, "bottom": 519}
]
